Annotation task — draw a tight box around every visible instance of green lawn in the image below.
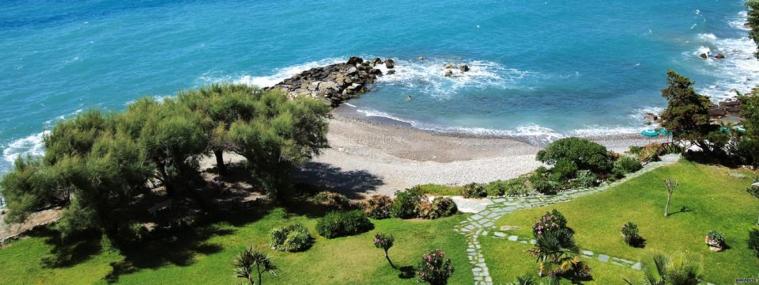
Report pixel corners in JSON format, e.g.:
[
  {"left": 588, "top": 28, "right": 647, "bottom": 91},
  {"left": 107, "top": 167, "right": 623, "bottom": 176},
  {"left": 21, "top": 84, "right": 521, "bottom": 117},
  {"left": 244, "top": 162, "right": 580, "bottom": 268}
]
[
  {"left": 0, "top": 209, "right": 472, "bottom": 284},
  {"left": 481, "top": 238, "right": 642, "bottom": 284},
  {"left": 492, "top": 161, "right": 759, "bottom": 284}
]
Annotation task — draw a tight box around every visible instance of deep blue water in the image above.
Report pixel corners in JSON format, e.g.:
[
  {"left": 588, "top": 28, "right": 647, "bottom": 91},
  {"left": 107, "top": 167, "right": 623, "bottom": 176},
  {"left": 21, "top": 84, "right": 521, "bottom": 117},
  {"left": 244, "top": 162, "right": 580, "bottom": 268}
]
[{"left": 1, "top": 0, "right": 757, "bottom": 175}]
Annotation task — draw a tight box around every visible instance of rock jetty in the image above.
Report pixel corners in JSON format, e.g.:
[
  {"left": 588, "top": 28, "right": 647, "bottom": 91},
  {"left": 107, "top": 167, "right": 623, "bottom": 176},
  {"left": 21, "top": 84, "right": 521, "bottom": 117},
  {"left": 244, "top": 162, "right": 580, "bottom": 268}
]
[{"left": 266, "top": 56, "right": 392, "bottom": 106}]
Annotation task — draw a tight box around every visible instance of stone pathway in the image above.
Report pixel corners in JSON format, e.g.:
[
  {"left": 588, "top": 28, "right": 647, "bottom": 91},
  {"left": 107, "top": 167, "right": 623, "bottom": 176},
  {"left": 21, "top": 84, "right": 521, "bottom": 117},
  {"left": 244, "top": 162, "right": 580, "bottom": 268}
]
[
  {"left": 489, "top": 232, "right": 642, "bottom": 271},
  {"left": 453, "top": 155, "right": 680, "bottom": 285}
]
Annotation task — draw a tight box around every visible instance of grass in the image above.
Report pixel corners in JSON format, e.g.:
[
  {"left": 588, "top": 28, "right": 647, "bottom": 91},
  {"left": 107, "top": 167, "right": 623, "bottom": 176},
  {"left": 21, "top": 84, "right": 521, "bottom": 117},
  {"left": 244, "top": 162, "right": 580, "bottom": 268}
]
[
  {"left": 492, "top": 160, "right": 759, "bottom": 284},
  {"left": 0, "top": 208, "right": 472, "bottom": 284},
  {"left": 480, "top": 238, "right": 642, "bottom": 284},
  {"left": 414, "top": 183, "right": 463, "bottom": 196}
]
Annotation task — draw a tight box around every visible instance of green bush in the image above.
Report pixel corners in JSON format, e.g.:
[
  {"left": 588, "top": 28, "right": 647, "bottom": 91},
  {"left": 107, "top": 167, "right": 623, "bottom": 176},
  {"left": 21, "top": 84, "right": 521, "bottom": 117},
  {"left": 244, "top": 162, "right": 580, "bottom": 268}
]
[
  {"left": 747, "top": 184, "right": 759, "bottom": 199},
  {"left": 270, "top": 223, "right": 313, "bottom": 252},
  {"left": 312, "top": 191, "right": 353, "bottom": 210},
  {"left": 363, "top": 194, "right": 393, "bottom": 219},
  {"left": 537, "top": 137, "right": 613, "bottom": 174},
  {"left": 461, "top": 183, "right": 487, "bottom": 198},
  {"left": 550, "top": 159, "right": 578, "bottom": 181},
  {"left": 427, "top": 197, "right": 457, "bottom": 219},
  {"left": 749, "top": 229, "right": 759, "bottom": 258},
  {"left": 391, "top": 187, "right": 426, "bottom": 218},
  {"left": 316, "top": 210, "right": 373, "bottom": 238},
  {"left": 485, "top": 180, "right": 508, "bottom": 196},
  {"left": 621, "top": 222, "right": 643, "bottom": 247},
  {"left": 573, "top": 170, "right": 597, "bottom": 188},
  {"left": 529, "top": 167, "right": 561, "bottom": 195},
  {"left": 613, "top": 156, "right": 643, "bottom": 177}
]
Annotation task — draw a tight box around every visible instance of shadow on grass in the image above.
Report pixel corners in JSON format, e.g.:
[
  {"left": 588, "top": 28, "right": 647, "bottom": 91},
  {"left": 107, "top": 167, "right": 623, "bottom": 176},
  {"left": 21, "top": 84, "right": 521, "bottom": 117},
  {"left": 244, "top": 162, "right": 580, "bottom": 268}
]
[
  {"left": 667, "top": 206, "right": 692, "bottom": 217},
  {"left": 32, "top": 228, "right": 103, "bottom": 268},
  {"left": 398, "top": 265, "right": 416, "bottom": 279},
  {"left": 294, "top": 162, "right": 384, "bottom": 199}
]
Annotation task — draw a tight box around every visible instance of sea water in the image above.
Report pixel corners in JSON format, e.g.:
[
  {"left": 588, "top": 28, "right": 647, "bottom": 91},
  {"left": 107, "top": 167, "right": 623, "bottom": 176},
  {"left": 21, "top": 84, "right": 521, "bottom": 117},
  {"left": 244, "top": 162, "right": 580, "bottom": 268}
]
[{"left": 1, "top": 0, "right": 758, "bottom": 178}]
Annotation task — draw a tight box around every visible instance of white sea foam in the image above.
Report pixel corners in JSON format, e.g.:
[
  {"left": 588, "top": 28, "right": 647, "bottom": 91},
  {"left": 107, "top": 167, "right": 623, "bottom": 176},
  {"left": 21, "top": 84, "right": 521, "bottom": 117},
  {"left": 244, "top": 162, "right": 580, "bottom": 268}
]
[
  {"left": 2, "top": 131, "right": 48, "bottom": 165},
  {"left": 374, "top": 58, "right": 528, "bottom": 98},
  {"left": 729, "top": 11, "right": 750, "bottom": 31},
  {"left": 232, "top": 58, "right": 345, "bottom": 88}
]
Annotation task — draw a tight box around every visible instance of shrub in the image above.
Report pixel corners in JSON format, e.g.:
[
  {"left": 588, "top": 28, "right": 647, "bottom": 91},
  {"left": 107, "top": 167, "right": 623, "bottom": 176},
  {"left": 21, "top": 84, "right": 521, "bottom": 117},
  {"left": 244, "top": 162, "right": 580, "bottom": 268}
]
[
  {"left": 363, "top": 194, "right": 393, "bottom": 219},
  {"left": 529, "top": 167, "right": 561, "bottom": 195},
  {"left": 749, "top": 229, "right": 759, "bottom": 258},
  {"left": 748, "top": 184, "right": 759, "bottom": 199},
  {"left": 485, "top": 180, "right": 508, "bottom": 196},
  {"left": 705, "top": 230, "right": 727, "bottom": 250},
  {"left": 613, "top": 156, "right": 643, "bottom": 177},
  {"left": 550, "top": 159, "right": 578, "bottom": 181},
  {"left": 536, "top": 137, "right": 613, "bottom": 174},
  {"left": 573, "top": 170, "right": 597, "bottom": 188},
  {"left": 461, "top": 183, "right": 487, "bottom": 198},
  {"left": 312, "top": 191, "right": 353, "bottom": 210},
  {"left": 316, "top": 210, "right": 373, "bottom": 238},
  {"left": 270, "top": 223, "right": 313, "bottom": 252},
  {"left": 532, "top": 209, "right": 568, "bottom": 237},
  {"left": 621, "top": 222, "right": 643, "bottom": 247},
  {"left": 427, "top": 197, "right": 457, "bottom": 219},
  {"left": 391, "top": 187, "right": 426, "bottom": 218},
  {"left": 417, "top": 249, "right": 454, "bottom": 285}
]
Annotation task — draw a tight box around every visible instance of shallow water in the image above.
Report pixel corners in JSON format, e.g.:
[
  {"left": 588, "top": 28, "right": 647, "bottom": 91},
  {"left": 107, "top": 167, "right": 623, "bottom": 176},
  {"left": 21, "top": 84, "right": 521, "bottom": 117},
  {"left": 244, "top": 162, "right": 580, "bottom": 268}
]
[{"left": 0, "top": 0, "right": 757, "bottom": 175}]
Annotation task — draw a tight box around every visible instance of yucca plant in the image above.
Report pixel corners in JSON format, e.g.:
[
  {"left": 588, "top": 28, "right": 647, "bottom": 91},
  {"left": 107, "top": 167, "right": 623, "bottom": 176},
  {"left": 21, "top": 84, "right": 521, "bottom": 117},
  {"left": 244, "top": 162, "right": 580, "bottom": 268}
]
[
  {"left": 625, "top": 254, "right": 702, "bottom": 285},
  {"left": 234, "top": 247, "right": 277, "bottom": 285}
]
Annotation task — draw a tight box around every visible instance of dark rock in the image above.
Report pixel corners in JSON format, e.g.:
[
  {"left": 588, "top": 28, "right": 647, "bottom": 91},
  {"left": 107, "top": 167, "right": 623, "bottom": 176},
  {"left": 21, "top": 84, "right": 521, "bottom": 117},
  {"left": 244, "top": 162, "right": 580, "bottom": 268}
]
[
  {"left": 714, "top": 53, "right": 725, "bottom": 59},
  {"left": 444, "top": 69, "right": 454, "bottom": 77},
  {"left": 387, "top": 69, "right": 396, "bottom": 75},
  {"left": 372, "top": 58, "right": 383, "bottom": 65},
  {"left": 444, "top": 63, "right": 454, "bottom": 69},
  {"left": 347, "top": 56, "right": 363, "bottom": 65},
  {"left": 699, "top": 53, "right": 708, "bottom": 59},
  {"left": 265, "top": 56, "right": 382, "bottom": 106},
  {"left": 460, "top": 64, "right": 470, "bottom": 72},
  {"left": 385, "top": 59, "right": 395, "bottom": 69}
]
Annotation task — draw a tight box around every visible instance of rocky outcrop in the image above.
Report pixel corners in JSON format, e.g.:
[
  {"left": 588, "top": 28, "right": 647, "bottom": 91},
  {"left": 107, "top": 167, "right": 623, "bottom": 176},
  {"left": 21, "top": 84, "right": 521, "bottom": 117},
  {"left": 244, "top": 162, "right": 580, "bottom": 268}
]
[{"left": 266, "top": 56, "right": 393, "bottom": 106}]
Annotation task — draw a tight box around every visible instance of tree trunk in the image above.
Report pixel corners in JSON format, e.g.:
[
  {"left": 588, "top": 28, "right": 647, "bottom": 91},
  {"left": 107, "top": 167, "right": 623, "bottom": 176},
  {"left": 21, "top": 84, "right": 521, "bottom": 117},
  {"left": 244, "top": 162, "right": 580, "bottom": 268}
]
[
  {"left": 384, "top": 250, "right": 396, "bottom": 269},
  {"left": 256, "top": 263, "right": 262, "bottom": 285},
  {"left": 213, "top": 149, "right": 226, "bottom": 176},
  {"left": 664, "top": 192, "right": 672, "bottom": 217}
]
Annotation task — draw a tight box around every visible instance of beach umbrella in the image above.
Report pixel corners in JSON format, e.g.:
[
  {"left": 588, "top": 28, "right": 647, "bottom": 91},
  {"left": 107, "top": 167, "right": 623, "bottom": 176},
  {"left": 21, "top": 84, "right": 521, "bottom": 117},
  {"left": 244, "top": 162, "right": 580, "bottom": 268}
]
[{"left": 640, "top": 129, "right": 659, "bottom": 138}]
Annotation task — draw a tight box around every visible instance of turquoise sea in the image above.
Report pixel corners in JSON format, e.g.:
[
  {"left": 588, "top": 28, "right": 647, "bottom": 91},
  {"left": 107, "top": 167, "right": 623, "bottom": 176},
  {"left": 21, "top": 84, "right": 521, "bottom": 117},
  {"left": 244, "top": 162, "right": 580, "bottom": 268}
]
[{"left": 1, "top": 0, "right": 758, "bottom": 177}]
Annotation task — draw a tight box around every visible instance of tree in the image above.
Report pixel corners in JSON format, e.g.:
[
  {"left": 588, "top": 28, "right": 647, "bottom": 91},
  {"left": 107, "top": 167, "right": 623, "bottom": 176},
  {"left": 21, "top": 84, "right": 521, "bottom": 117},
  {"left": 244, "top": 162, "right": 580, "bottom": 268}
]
[
  {"left": 536, "top": 137, "right": 613, "bottom": 174},
  {"left": 234, "top": 247, "right": 276, "bottom": 285},
  {"left": 373, "top": 233, "right": 396, "bottom": 269},
  {"left": 178, "top": 84, "right": 261, "bottom": 175},
  {"left": 663, "top": 178, "right": 677, "bottom": 217},
  {"left": 748, "top": 0, "right": 759, "bottom": 57},
  {"left": 228, "top": 90, "right": 329, "bottom": 198},
  {"left": 126, "top": 98, "right": 208, "bottom": 197},
  {"left": 737, "top": 88, "right": 759, "bottom": 166},
  {"left": 659, "top": 71, "right": 714, "bottom": 151}
]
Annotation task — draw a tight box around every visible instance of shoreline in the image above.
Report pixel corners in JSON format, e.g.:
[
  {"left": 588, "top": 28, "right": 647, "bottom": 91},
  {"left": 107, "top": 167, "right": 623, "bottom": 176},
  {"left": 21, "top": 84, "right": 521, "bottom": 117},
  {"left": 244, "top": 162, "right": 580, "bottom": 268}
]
[{"left": 296, "top": 107, "right": 663, "bottom": 197}]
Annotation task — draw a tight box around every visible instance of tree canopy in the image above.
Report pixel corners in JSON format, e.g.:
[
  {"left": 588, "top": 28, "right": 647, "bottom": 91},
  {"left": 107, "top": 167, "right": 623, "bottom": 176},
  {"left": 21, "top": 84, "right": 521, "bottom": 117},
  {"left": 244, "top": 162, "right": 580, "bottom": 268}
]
[
  {"left": 659, "top": 70, "right": 715, "bottom": 149},
  {"left": 0, "top": 84, "right": 330, "bottom": 243}
]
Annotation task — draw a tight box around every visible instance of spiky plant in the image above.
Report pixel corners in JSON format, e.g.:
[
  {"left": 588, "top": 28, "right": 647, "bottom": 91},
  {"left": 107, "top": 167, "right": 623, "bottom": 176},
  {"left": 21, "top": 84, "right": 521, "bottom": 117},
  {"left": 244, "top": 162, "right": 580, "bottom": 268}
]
[{"left": 234, "top": 247, "right": 277, "bottom": 285}]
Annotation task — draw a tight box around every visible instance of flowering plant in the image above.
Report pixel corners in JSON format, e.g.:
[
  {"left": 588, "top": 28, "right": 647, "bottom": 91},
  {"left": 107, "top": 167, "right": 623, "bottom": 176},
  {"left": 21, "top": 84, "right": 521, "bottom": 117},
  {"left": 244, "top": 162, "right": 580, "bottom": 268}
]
[{"left": 417, "top": 249, "right": 454, "bottom": 285}]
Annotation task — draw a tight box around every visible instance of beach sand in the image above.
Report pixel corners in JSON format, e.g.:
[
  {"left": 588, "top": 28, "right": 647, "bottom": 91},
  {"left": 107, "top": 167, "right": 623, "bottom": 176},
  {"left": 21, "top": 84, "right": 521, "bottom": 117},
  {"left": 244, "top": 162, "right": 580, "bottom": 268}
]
[{"left": 292, "top": 107, "right": 661, "bottom": 198}]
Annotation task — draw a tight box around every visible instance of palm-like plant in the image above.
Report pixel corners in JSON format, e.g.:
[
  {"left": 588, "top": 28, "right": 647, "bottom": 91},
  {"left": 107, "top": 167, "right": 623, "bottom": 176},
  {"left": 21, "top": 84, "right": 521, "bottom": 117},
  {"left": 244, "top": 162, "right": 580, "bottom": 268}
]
[
  {"left": 234, "top": 247, "right": 277, "bottom": 285},
  {"left": 626, "top": 254, "right": 701, "bottom": 285}
]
